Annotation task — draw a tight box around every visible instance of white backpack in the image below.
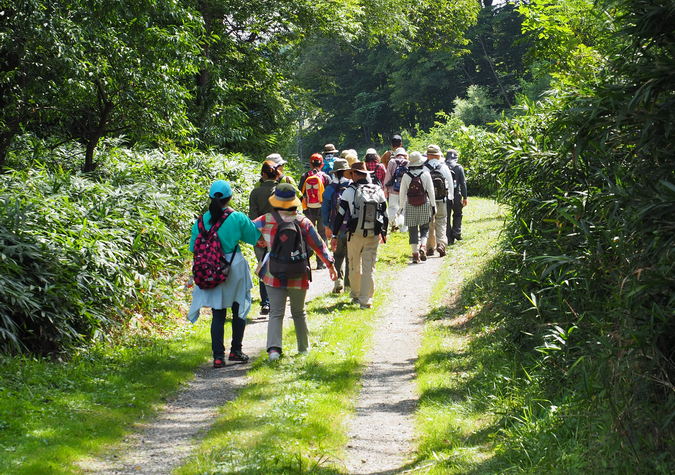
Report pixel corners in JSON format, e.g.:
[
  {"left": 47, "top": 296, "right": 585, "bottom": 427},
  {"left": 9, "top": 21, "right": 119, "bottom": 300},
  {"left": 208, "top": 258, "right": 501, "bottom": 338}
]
[{"left": 352, "top": 183, "right": 386, "bottom": 236}]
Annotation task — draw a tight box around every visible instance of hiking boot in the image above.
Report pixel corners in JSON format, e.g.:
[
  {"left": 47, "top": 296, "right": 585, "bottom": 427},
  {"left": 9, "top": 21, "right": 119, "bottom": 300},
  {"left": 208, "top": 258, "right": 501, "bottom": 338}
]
[
  {"left": 268, "top": 349, "right": 281, "bottom": 361},
  {"left": 427, "top": 248, "right": 435, "bottom": 256},
  {"left": 359, "top": 303, "right": 372, "bottom": 309},
  {"left": 228, "top": 350, "right": 249, "bottom": 362},
  {"left": 351, "top": 297, "right": 360, "bottom": 304},
  {"left": 260, "top": 304, "right": 270, "bottom": 315},
  {"left": 419, "top": 248, "right": 427, "bottom": 261},
  {"left": 455, "top": 235, "right": 462, "bottom": 241},
  {"left": 412, "top": 252, "right": 419, "bottom": 263},
  {"left": 213, "top": 358, "right": 225, "bottom": 368},
  {"left": 332, "top": 278, "right": 344, "bottom": 294},
  {"left": 437, "top": 247, "right": 446, "bottom": 257}
]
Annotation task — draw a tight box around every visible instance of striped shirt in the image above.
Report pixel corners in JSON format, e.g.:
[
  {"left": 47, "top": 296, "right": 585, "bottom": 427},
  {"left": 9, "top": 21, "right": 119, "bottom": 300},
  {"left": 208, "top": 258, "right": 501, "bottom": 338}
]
[{"left": 253, "top": 211, "right": 333, "bottom": 289}]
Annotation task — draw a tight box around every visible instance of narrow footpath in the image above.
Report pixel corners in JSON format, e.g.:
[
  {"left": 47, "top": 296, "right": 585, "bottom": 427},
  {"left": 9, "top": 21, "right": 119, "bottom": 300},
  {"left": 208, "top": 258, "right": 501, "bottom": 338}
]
[
  {"left": 77, "top": 271, "right": 335, "bottom": 474},
  {"left": 344, "top": 251, "right": 446, "bottom": 473}
]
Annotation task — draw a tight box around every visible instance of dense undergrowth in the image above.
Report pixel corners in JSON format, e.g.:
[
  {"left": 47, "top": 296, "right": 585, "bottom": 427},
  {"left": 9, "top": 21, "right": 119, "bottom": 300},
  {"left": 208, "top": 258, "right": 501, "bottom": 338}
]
[{"left": 0, "top": 142, "right": 259, "bottom": 354}]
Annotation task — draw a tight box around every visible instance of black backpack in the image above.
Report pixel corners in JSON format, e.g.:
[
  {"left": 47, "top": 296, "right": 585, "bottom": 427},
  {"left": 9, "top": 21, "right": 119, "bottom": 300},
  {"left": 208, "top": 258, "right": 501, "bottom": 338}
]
[
  {"left": 268, "top": 210, "right": 309, "bottom": 280},
  {"left": 425, "top": 162, "right": 448, "bottom": 200}
]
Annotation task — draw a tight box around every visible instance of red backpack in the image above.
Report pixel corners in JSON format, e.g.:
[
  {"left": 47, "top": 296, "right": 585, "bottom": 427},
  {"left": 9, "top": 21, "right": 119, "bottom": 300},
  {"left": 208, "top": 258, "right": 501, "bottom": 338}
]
[
  {"left": 192, "top": 210, "right": 236, "bottom": 289},
  {"left": 406, "top": 172, "right": 427, "bottom": 206}
]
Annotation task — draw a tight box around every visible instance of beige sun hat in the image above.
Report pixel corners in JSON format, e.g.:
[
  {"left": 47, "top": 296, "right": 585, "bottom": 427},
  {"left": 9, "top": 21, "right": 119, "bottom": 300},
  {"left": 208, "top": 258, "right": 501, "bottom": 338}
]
[
  {"left": 408, "top": 151, "right": 426, "bottom": 166},
  {"left": 426, "top": 144, "right": 443, "bottom": 157}
]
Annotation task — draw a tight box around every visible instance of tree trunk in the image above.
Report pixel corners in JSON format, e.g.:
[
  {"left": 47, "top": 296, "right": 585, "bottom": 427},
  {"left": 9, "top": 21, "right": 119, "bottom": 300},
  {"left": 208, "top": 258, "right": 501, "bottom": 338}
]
[{"left": 82, "top": 97, "right": 113, "bottom": 172}]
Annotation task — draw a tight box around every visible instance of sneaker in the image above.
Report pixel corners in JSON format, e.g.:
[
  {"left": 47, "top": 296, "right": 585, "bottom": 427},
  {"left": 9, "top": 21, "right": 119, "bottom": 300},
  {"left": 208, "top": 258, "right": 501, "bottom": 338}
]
[
  {"left": 437, "top": 247, "right": 446, "bottom": 257},
  {"left": 268, "top": 349, "right": 281, "bottom": 361},
  {"left": 351, "top": 297, "right": 360, "bottom": 304},
  {"left": 228, "top": 350, "right": 249, "bottom": 362},
  {"left": 260, "top": 304, "right": 270, "bottom": 315},
  {"left": 332, "top": 278, "right": 344, "bottom": 294},
  {"left": 455, "top": 235, "right": 462, "bottom": 241},
  {"left": 427, "top": 248, "right": 435, "bottom": 256},
  {"left": 419, "top": 248, "right": 427, "bottom": 261},
  {"left": 213, "top": 358, "right": 225, "bottom": 368},
  {"left": 412, "top": 252, "right": 419, "bottom": 263},
  {"left": 359, "top": 303, "right": 372, "bottom": 309}
]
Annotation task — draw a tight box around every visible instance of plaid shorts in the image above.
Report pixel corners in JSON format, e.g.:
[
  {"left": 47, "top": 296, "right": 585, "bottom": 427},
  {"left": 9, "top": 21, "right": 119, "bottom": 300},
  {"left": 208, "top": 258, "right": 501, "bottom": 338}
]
[{"left": 404, "top": 201, "right": 432, "bottom": 227}]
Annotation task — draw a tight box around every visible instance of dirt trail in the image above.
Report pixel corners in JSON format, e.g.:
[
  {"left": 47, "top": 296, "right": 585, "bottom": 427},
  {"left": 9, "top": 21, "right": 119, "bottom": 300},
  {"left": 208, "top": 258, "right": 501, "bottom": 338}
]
[
  {"left": 77, "top": 269, "right": 334, "bottom": 474},
  {"left": 344, "top": 253, "right": 445, "bottom": 474}
]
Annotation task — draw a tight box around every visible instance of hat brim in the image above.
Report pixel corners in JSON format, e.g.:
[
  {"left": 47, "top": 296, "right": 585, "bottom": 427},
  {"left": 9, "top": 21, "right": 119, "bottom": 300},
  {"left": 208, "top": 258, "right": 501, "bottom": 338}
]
[{"left": 269, "top": 195, "right": 302, "bottom": 209}]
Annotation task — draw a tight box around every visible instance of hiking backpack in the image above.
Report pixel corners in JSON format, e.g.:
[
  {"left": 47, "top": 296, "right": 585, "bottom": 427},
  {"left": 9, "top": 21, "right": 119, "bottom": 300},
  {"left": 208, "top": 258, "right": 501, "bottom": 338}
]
[
  {"left": 328, "top": 181, "right": 350, "bottom": 235},
  {"left": 321, "top": 155, "right": 336, "bottom": 174},
  {"left": 352, "top": 183, "right": 386, "bottom": 236},
  {"left": 268, "top": 210, "right": 309, "bottom": 280},
  {"left": 425, "top": 162, "right": 448, "bottom": 200},
  {"left": 192, "top": 210, "right": 236, "bottom": 289},
  {"left": 406, "top": 171, "right": 427, "bottom": 206},
  {"left": 302, "top": 172, "right": 325, "bottom": 209},
  {"left": 386, "top": 159, "right": 408, "bottom": 192}
]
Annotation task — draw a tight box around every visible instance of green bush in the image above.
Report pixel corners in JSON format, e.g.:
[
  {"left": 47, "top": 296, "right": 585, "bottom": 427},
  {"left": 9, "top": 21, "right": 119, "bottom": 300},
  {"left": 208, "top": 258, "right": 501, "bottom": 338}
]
[{"left": 0, "top": 146, "right": 259, "bottom": 354}]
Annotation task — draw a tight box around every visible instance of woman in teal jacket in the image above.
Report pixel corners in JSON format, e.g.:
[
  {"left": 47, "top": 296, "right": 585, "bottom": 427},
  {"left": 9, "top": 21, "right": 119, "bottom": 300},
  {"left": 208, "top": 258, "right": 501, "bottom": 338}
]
[{"left": 188, "top": 180, "right": 260, "bottom": 368}]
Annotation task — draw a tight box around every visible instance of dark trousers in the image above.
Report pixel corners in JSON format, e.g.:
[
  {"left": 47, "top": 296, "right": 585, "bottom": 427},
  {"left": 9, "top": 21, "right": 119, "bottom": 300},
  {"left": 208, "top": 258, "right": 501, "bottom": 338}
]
[
  {"left": 254, "top": 246, "right": 269, "bottom": 307},
  {"left": 304, "top": 208, "right": 325, "bottom": 267},
  {"left": 334, "top": 234, "right": 349, "bottom": 286},
  {"left": 211, "top": 302, "right": 245, "bottom": 359},
  {"left": 446, "top": 197, "right": 463, "bottom": 242}
]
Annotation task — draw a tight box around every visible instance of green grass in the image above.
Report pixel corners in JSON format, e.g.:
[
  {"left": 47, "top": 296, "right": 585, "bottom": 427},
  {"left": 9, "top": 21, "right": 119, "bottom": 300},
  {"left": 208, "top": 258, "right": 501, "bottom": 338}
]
[
  {"left": 410, "top": 197, "right": 509, "bottom": 473},
  {"left": 176, "top": 232, "right": 411, "bottom": 474}
]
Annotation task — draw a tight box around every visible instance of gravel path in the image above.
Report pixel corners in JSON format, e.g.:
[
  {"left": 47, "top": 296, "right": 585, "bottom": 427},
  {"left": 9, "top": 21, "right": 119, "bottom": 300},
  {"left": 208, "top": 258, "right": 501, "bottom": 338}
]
[
  {"left": 344, "top": 252, "right": 445, "bottom": 474},
  {"left": 77, "top": 269, "right": 335, "bottom": 474}
]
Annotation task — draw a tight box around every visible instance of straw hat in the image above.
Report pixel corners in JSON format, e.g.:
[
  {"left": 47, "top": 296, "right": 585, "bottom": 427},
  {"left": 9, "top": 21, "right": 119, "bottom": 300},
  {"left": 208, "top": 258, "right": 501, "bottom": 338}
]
[
  {"left": 322, "top": 144, "right": 339, "bottom": 155},
  {"left": 268, "top": 183, "right": 302, "bottom": 209},
  {"left": 346, "top": 161, "right": 373, "bottom": 180}
]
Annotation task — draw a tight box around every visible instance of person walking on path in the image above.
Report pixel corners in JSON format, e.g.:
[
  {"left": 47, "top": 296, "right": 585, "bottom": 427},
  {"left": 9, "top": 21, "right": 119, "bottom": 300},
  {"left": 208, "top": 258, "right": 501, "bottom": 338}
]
[
  {"left": 445, "top": 149, "right": 468, "bottom": 244},
  {"left": 399, "top": 151, "right": 435, "bottom": 263},
  {"left": 299, "top": 153, "right": 331, "bottom": 270},
  {"left": 265, "top": 153, "right": 297, "bottom": 187},
  {"left": 253, "top": 183, "right": 337, "bottom": 361},
  {"left": 331, "top": 162, "right": 388, "bottom": 309},
  {"left": 423, "top": 144, "right": 454, "bottom": 257},
  {"left": 364, "top": 148, "right": 387, "bottom": 187},
  {"left": 380, "top": 134, "right": 403, "bottom": 169},
  {"left": 188, "top": 180, "right": 261, "bottom": 368},
  {"left": 383, "top": 147, "right": 409, "bottom": 233},
  {"left": 322, "top": 158, "right": 352, "bottom": 293},
  {"left": 248, "top": 160, "right": 279, "bottom": 316},
  {"left": 321, "top": 144, "right": 340, "bottom": 174}
]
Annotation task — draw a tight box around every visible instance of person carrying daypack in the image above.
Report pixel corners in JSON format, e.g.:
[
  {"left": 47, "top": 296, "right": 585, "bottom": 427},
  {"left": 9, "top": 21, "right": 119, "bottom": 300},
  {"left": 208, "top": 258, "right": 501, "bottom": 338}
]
[
  {"left": 188, "top": 180, "right": 261, "bottom": 368},
  {"left": 398, "top": 151, "right": 436, "bottom": 263},
  {"left": 253, "top": 183, "right": 337, "bottom": 361},
  {"left": 444, "top": 148, "right": 468, "bottom": 244},
  {"left": 380, "top": 134, "right": 403, "bottom": 169},
  {"left": 330, "top": 161, "right": 387, "bottom": 309},
  {"left": 423, "top": 144, "right": 454, "bottom": 257},
  {"left": 321, "top": 143, "right": 340, "bottom": 174},
  {"left": 264, "top": 153, "right": 297, "bottom": 187},
  {"left": 300, "top": 153, "right": 331, "bottom": 269},
  {"left": 364, "top": 148, "right": 386, "bottom": 187},
  {"left": 383, "top": 147, "right": 409, "bottom": 232},
  {"left": 322, "top": 158, "right": 352, "bottom": 293}
]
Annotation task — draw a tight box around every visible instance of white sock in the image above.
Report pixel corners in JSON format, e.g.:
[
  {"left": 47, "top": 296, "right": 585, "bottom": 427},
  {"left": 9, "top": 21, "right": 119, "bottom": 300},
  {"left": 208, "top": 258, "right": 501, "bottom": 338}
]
[{"left": 411, "top": 244, "right": 418, "bottom": 253}]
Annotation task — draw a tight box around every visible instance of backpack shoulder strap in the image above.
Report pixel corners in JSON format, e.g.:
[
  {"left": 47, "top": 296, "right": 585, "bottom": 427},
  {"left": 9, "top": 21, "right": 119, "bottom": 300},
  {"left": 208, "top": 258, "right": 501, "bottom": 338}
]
[{"left": 210, "top": 208, "right": 234, "bottom": 234}]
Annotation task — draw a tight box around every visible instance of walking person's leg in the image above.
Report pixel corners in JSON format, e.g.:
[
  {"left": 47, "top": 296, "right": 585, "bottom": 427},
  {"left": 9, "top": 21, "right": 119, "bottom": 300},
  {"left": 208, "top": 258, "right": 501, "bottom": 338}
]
[
  {"left": 434, "top": 201, "right": 448, "bottom": 255},
  {"left": 359, "top": 235, "right": 379, "bottom": 307},
  {"left": 288, "top": 288, "right": 310, "bottom": 353},
  {"left": 388, "top": 194, "right": 399, "bottom": 231},
  {"left": 228, "top": 302, "right": 249, "bottom": 361},
  {"left": 211, "top": 308, "right": 226, "bottom": 366},
  {"left": 451, "top": 197, "right": 463, "bottom": 241},
  {"left": 408, "top": 225, "right": 420, "bottom": 262},
  {"left": 427, "top": 214, "right": 436, "bottom": 255},
  {"left": 446, "top": 199, "right": 454, "bottom": 243},
  {"left": 254, "top": 246, "right": 270, "bottom": 314},
  {"left": 347, "top": 235, "right": 364, "bottom": 301},
  {"left": 266, "top": 285, "right": 287, "bottom": 358},
  {"left": 419, "top": 222, "right": 430, "bottom": 261},
  {"left": 333, "top": 234, "right": 347, "bottom": 292}
]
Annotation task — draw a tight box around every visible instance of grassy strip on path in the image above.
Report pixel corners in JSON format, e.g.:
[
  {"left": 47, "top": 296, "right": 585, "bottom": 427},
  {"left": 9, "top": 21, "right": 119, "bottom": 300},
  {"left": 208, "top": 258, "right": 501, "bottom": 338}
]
[
  {"left": 0, "top": 289, "right": 260, "bottom": 474},
  {"left": 176, "top": 232, "right": 412, "bottom": 474},
  {"left": 411, "top": 197, "right": 508, "bottom": 473}
]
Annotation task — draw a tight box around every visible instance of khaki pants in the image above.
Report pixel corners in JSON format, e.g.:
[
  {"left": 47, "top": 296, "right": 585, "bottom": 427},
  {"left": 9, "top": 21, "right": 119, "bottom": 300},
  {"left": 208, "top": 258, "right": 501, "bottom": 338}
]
[
  {"left": 347, "top": 233, "right": 380, "bottom": 305},
  {"left": 427, "top": 200, "right": 448, "bottom": 252},
  {"left": 265, "top": 286, "right": 309, "bottom": 353}
]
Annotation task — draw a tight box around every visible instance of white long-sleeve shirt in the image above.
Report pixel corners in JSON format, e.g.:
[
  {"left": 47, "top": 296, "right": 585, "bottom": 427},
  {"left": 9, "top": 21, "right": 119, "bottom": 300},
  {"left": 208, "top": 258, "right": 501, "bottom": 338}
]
[
  {"left": 399, "top": 166, "right": 436, "bottom": 210},
  {"left": 425, "top": 158, "right": 455, "bottom": 201}
]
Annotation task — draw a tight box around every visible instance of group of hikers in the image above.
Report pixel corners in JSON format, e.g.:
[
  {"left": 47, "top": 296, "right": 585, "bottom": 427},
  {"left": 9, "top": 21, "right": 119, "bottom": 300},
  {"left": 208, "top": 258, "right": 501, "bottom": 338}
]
[{"left": 187, "top": 135, "right": 468, "bottom": 367}]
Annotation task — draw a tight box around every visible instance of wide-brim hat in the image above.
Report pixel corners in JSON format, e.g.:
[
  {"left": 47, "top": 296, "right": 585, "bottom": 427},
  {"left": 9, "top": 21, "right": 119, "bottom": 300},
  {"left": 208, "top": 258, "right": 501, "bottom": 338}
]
[
  {"left": 347, "top": 161, "right": 373, "bottom": 180},
  {"left": 322, "top": 144, "right": 339, "bottom": 155},
  {"left": 209, "top": 180, "right": 233, "bottom": 199},
  {"left": 269, "top": 182, "right": 302, "bottom": 209},
  {"left": 394, "top": 147, "right": 408, "bottom": 158},
  {"left": 330, "top": 158, "right": 350, "bottom": 173},
  {"left": 408, "top": 151, "right": 426, "bottom": 166},
  {"left": 426, "top": 144, "right": 442, "bottom": 157},
  {"left": 265, "top": 153, "right": 287, "bottom": 166}
]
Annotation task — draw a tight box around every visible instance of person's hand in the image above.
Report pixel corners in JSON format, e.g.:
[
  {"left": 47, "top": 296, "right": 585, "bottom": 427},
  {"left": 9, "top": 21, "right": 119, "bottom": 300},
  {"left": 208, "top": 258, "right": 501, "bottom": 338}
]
[
  {"left": 328, "top": 265, "right": 338, "bottom": 281},
  {"left": 325, "top": 228, "right": 333, "bottom": 240},
  {"left": 462, "top": 198, "right": 468, "bottom": 207},
  {"left": 256, "top": 237, "right": 267, "bottom": 247},
  {"left": 330, "top": 236, "right": 338, "bottom": 252}
]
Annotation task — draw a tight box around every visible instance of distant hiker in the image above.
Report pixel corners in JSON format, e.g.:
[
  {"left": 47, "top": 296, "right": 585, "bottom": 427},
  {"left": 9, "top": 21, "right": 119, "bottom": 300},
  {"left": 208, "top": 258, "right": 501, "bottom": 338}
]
[
  {"left": 322, "top": 158, "right": 352, "bottom": 293},
  {"left": 331, "top": 162, "right": 388, "bottom": 308},
  {"left": 253, "top": 183, "right": 337, "bottom": 361},
  {"left": 445, "top": 149, "right": 468, "bottom": 244},
  {"left": 398, "top": 151, "right": 435, "bottom": 263},
  {"left": 299, "top": 153, "right": 331, "bottom": 270},
  {"left": 248, "top": 160, "right": 279, "bottom": 316},
  {"left": 343, "top": 149, "right": 358, "bottom": 167},
  {"left": 423, "top": 145, "right": 454, "bottom": 257},
  {"left": 383, "top": 147, "right": 409, "bottom": 232},
  {"left": 364, "top": 148, "right": 386, "bottom": 187},
  {"left": 188, "top": 180, "right": 261, "bottom": 368},
  {"left": 380, "top": 134, "right": 403, "bottom": 168},
  {"left": 266, "top": 153, "right": 297, "bottom": 187},
  {"left": 321, "top": 144, "right": 340, "bottom": 174}
]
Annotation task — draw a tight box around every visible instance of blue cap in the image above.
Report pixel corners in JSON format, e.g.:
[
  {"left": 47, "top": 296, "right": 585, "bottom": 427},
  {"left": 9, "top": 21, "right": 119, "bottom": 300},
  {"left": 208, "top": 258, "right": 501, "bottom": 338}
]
[{"left": 209, "top": 180, "right": 232, "bottom": 199}]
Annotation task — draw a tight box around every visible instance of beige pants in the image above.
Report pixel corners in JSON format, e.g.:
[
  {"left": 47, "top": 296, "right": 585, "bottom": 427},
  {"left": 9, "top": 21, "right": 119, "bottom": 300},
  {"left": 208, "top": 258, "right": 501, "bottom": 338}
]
[
  {"left": 427, "top": 200, "right": 448, "bottom": 251},
  {"left": 347, "top": 233, "right": 380, "bottom": 305}
]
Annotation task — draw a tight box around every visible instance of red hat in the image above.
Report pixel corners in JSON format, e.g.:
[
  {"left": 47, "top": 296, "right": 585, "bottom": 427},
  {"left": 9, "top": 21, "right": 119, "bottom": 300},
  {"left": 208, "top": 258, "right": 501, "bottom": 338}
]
[{"left": 310, "top": 153, "right": 324, "bottom": 165}]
